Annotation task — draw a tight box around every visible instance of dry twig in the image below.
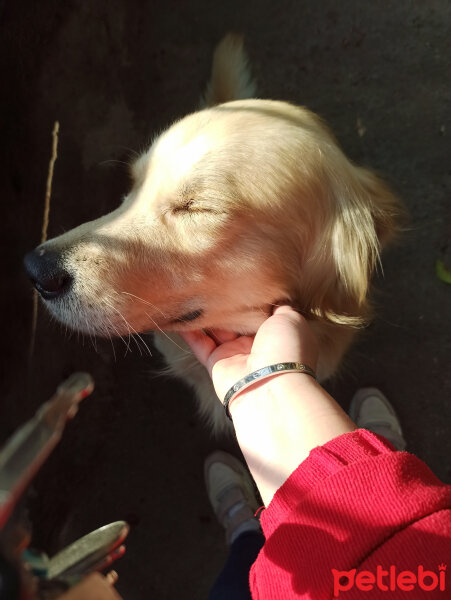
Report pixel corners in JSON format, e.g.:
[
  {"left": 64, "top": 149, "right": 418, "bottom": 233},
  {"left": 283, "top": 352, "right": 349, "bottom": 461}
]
[{"left": 28, "top": 121, "right": 60, "bottom": 367}]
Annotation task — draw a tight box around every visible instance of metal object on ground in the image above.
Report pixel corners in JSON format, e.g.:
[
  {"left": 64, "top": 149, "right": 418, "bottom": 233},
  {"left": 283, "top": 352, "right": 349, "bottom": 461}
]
[
  {"left": 47, "top": 521, "right": 129, "bottom": 579},
  {"left": 0, "top": 373, "right": 94, "bottom": 530}
]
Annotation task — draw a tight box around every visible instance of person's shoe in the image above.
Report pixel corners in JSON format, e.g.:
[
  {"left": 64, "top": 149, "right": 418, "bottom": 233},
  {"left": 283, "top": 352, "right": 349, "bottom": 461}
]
[
  {"left": 349, "top": 387, "right": 407, "bottom": 451},
  {"left": 204, "top": 451, "right": 262, "bottom": 545}
]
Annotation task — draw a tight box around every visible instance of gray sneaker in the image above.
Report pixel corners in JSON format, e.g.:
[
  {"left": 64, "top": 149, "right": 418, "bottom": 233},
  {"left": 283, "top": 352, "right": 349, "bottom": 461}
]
[
  {"left": 204, "top": 451, "right": 261, "bottom": 545},
  {"left": 349, "top": 387, "right": 407, "bottom": 451}
]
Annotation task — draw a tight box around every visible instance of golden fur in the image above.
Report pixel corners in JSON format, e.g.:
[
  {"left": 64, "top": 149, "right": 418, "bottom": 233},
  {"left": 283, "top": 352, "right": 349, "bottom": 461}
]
[{"left": 33, "top": 34, "right": 402, "bottom": 433}]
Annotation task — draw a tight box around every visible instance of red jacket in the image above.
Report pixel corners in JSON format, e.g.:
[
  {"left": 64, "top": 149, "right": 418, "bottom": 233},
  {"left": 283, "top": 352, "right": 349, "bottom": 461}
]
[{"left": 250, "top": 430, "right": 451, "bottom": 599}]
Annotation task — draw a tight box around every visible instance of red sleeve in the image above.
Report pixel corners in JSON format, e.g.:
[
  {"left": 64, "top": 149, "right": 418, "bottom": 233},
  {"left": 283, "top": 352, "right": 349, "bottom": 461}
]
[{"left": 249, "top": 429, "right": 451, "bottom": 599}]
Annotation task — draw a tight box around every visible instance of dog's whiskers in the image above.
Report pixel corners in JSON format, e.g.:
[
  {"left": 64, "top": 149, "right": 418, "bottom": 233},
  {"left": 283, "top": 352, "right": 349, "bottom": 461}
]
[
  {"left": 104, "top": 299, "right": 134, "bottom": 354},
  {"left": 120, "top": 291, "right": 168, "bottom": 318},
  {"left": 103, "top": 300, "right": 133, "bottom": 356},
  {"left": 110, "top": 145, "right": 139, "bottom": 158},
  {"left": 143, "top": 312, "right": 191, "bottom": 354},
  {"left": 84, "top": 317, "right": 98, "bottom": 354},
  {"left": 107, "top": 302, "right": 153, "bottom": 358},
  {"left": 104, "top": 316, "right": 118, "bottom": 362},
  {"left": 105, "top": 293, "right": 190, "bottom": 356},
  {"left": 98, "top": 159, "right": 132, "bottom": 168},
  {"left": 130, "top": 328, "right": 153, "bottom": 358},
  {"left": 110, "top": 320, "right": 132, "bottom": 357}
]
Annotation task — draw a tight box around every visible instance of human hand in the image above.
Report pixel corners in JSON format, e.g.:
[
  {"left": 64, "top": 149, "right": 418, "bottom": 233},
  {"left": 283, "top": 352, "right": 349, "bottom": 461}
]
[
  {"left": 59, "top": 572, "right": 122, "bottom": 599},
  {"left": 182, "top": 306, "right": 353, "bottom": 506},
  {"left": 180, "top": 305, "right": 319, "bottom": 403}
]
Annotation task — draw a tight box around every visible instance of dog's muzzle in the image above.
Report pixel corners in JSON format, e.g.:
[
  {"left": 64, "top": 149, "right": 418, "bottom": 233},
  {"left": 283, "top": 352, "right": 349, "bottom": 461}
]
[{"left": 24, "top": 246, "right": 73, "bottom": 300}]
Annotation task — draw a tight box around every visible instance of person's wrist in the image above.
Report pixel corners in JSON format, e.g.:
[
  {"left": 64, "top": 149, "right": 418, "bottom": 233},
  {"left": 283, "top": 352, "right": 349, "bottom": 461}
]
[
  {"left": 222, "top": 362, "right": 316, "bottom": 419},
  {"left": 225, "top": 369, "right": 319, "bottom": 418}
]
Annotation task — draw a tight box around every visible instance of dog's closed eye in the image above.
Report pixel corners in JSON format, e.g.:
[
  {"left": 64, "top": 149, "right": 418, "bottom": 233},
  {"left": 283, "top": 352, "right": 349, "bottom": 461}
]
[
  {"left": 169, "top": 198, "right": 224, "bottom": 216},
  {"left": 172, "top": 199, "right": 202, "bottom": 213},
  {"left": 172, "top": 199, "right": 194, "bottom": 212},
  {"left": 171, "top": 309, "right": 204, "bottom": 323}
]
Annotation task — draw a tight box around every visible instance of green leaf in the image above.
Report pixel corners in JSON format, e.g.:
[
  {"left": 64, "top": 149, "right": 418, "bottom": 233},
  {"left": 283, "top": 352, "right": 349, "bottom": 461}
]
[{"left": 436, "top": 259, "right": 451, "bottom": 284}]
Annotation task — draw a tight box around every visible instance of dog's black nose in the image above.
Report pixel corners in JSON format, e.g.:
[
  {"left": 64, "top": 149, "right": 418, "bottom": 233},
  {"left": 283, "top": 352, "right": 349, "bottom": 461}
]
[{"left": 24, "top": 247, "right": 72, "bottom": 300}]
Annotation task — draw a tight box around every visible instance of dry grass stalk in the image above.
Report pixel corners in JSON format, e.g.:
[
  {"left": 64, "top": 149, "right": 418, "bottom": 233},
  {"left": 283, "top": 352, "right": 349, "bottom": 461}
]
[{"left": 28, "top": 121, "right": 60, "bottom": 367}]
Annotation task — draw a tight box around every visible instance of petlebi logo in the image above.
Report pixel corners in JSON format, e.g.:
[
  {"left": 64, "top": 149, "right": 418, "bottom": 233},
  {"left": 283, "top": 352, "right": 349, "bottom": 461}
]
[{"left": 332, "top": 564, "right": 447, "bottom": 596}]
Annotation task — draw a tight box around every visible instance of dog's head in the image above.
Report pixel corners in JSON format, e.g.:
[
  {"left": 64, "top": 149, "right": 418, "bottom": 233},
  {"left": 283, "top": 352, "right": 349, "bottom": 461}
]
[{"left": 24, "top": 100, "right": 401, "bottom": 340}]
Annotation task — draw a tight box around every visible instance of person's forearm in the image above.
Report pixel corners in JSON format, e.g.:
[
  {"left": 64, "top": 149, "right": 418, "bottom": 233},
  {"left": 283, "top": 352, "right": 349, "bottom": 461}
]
[{"left": 229, "top": 373, "right": 356, "bottom": 506}]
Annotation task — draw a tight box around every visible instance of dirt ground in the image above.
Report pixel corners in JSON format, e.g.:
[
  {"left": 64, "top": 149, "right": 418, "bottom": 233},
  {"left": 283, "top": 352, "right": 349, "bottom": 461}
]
[{"left": 1, "top": 1, "right": 450, "bottom": 598}]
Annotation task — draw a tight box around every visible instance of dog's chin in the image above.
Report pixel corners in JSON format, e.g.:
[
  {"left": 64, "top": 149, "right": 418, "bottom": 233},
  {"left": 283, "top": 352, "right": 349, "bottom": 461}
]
[
  {"left": 41, "top": 297, "right": 129, "bottom": 338},
  {"left": 43, "top": 287, "right": 275, "bottom": 341},
  {"left": 157, "top": 303, "right": 273, "bottom": 337},
  {"left": 42, "top": 299, "right": 203, "bottom": 339}
]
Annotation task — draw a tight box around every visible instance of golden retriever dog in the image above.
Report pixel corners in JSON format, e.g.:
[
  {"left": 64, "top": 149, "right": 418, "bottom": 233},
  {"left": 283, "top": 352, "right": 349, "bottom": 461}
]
[{"left": 24, "top": 35, "right": 401, "bottom": 434}]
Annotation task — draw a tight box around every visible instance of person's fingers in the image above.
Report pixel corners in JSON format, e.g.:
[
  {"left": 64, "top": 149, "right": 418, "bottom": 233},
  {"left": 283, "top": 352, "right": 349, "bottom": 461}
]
[
  {"left": 205, "top": 335, "right": 254, "bottom": 375},
  {"left": 180, "top": 330, "right": 217, "bottom": 366},
  {"left": 272, "top": 304, "right": 300, "bottom": 317},
  {"left": 205, "top": 328, "right": 239, "bottom": 344},
  {"left": 59, "top": 573, "right": 123, "bottom": 600},
  {"left": 106, "top": 570, "right": 119, "bottom": 586},
  {"left": 271, "top": 305, "right": 307, "bottom": 327},
  {"left": 249, "top": 305, "right": 319, "bottom": 371},
  {"left": 181, "top": 305, "right": 318, "bottom": 395}
]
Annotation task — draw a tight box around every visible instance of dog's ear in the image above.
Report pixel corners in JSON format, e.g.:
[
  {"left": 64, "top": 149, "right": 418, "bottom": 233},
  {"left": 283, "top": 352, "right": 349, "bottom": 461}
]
[
  {"left": 354, "top": 167, "right": 403, "bottom": 248},
  {"left": 202, "top": 33, "right": 256, "bottom": 107},
  {"left": 327, "top": 165, "right": 402, "bottom": 320}
]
